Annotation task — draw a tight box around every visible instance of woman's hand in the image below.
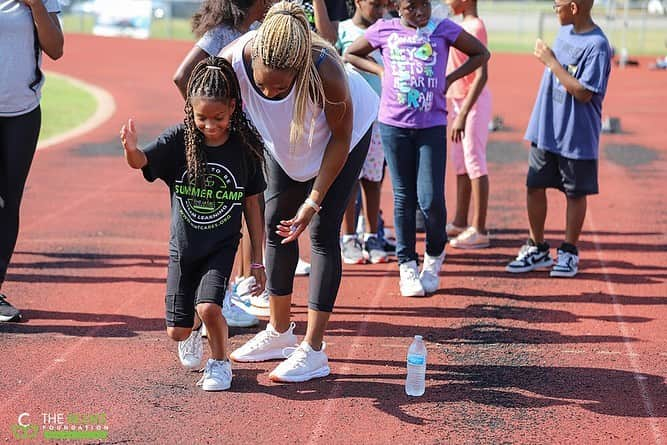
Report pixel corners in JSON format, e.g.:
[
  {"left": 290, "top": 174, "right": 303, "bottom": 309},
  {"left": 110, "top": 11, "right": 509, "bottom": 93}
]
[
  {"left": 450, "top": 113, "right": 466, "bottom": 143},
  {"left": 276, "top": 203, "right": 317, "bottom": 244}
]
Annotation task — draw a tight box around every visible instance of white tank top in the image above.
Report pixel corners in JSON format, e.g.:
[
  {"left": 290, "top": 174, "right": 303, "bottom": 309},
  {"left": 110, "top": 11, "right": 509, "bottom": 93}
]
[{"left": 231, "top": 31, "right": 379, "bottom": 181}]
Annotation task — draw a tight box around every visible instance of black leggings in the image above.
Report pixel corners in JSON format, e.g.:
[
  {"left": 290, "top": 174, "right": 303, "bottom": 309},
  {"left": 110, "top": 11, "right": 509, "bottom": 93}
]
[
  {"left": 264, "top": 129, "right": 371, "bottom": 312},
  {"left": 0, "top": 107, "right": 41, "bottom": 283}
]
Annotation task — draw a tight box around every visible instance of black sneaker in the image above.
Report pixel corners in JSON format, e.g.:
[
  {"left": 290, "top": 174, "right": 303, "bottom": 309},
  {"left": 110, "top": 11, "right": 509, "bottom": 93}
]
[
  {"left": 0, "top": 294, "right": 22, "bottom": 322},
  {"left": 505, "top": 242, "right": 553, "bottom": 273}
]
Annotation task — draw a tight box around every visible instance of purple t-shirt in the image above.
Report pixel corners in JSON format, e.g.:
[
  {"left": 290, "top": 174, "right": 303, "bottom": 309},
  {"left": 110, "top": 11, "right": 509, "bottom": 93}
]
[{"left": 365, "top": 18, "right": 462, "bottom": 129}]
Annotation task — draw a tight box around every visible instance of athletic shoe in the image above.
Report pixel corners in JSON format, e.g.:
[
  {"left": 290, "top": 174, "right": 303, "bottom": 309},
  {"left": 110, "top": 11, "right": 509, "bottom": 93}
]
[
  {"left": 178, "top": 327, "right": 203, "bottom": 371},
  {"left": 450, "top": 227, "right": 491, "bottom": 249},
  {"left": 341, "top": 237, "right": 365, "bottom": 264},
  {"left": 550, "top": 249, "right": 579, "bottom": 278},
  {"left": 399, "top": 260, "right": 425, "bottom": 297},
  {"left": 196, "top": 359, "right": 232, "bottom": 391},
  {"left": 230, "top": 322, "right": 298, "bottom": 362},
  {"left": 269, "top": 341, "right": 330, "bottom": 383},
  {"left": 223, "top": 292, "right": 259, "bottom": 328},
  {"left": 235, "top": 289, "right": 270, "bottom": 318},
  {"left": 295, "top": 258, "right": 311, "bottom": 276},
  {"left": 234, "top": 275, "right": 256, "bottom": 297},
  {"left": 381, "top": 229, "right": 397, "bottom": 256},
  {"left": 446, "top": 222, "right": 467, "bottom": 237},
  {"left": 0, "top": 294, "right": 21, "bottom": 322},
  {"left": 420, "top": 250, "right": 446, "bottom": 293},
  {"left": 506, "top": 242, "right": 553, "bottom": 273},
  {"left": 363, "top": 235, "right": 389, "bottom": 264}
]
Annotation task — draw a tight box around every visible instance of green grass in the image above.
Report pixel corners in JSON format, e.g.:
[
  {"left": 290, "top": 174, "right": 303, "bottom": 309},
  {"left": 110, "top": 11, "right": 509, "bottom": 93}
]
[
  {"left": 61, "top": 14, "right": 195, "bottom": 40},
  {"left": 40, "top": 74, "right": 97, "bottom": 141}
]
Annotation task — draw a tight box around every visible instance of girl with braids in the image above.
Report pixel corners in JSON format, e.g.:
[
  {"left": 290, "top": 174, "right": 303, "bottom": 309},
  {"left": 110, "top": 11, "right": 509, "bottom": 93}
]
[
  {"left": 120, "top": 57, "right": 267, "bottom": 391},
  {"left": 221, "top": 1, "right": 379, "bottom": 383}
]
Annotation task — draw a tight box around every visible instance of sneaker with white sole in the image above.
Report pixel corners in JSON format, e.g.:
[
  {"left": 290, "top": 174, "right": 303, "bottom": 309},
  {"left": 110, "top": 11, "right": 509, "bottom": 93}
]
[
  {"left": 550, "top": 249, "right": 579, "bottom": 277},
  {"left": 269, "top": 341, "right": 331, "bottom": 382},
  {"left": 196, "top": 359, "right": 232, "bottom": 391},
  {"left": 506, "top": 241, "right": 553, "bottom": 273},
  {"left": 178, "top": 327, "right": 203, "bottom": 371},
  {"left": 450, "top": 227, "right": 491, "bottom": 249},
  {"left": 341, "top": 237, "right": 365, "bottom": 264},
  {"left": 0, "top": 294, "right": 21, "bottom": 322},
  {"left": 363, "top": 235, "right": 389, "bottom": 264},
  {"left": 420, "top": 250, "right": 446, "bottom": 293},
  {"left": 230, "top": 322, "right": 298, "bottom": 362},
  {"left": 446, "top": 222, "right": 467, "bottom": 237},
  {"left": 223, "top": 292, "right": 259, "bottom": 328},
  {"left": 399, "top": 260, "right": 425, "bottom": 297},
  {"left": 236, "top": 289, "right": 270, "bottom": 317},
  {"left": 234, "top": 275, "right": 257, "bottom": 297},
  {"left": 295, "top": 258, "right": 311, "bottom": 276}
]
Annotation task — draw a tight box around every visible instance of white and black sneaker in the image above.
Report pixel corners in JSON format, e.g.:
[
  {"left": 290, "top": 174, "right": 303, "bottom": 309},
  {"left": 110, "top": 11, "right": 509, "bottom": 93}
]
[
  {"left": 0, "top": 294, "right": 21, "bottom": 322},
  {"left": 506, "top": 242, "right": 553, "bottom": 273},
  {"left": 550, "top": 249, "right": 579, "bottom": 278}
]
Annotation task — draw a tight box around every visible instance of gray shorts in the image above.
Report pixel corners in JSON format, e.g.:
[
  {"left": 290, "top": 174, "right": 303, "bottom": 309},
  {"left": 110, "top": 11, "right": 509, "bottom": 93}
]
[
  {"left": 165, "top": 246, "right": 236, "bottom": 328},
  {"left": 527, "top": 145, "right": 598, "bottom": 197}
]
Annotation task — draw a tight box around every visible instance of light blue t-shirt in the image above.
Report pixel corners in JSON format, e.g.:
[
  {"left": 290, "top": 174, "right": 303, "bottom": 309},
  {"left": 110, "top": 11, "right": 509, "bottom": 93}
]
[
  {"left": 336, "top": 19, "right": 382, "bottom": 96},
  {"left": 525, "top": 25, "right": 611, "bottom": 160},
  {"left": 196, "top": 22, "right": 260, "bottom": 57},
  {"left": 0, "top": 0, "right": 61, "bottom": 116}
]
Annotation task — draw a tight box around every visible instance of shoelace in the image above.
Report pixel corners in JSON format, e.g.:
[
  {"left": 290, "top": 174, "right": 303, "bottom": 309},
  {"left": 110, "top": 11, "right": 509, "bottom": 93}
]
[
  {"left": 181, "top": 331, "right": 202, "bottom": 357},
  {"left": 246, "top": 330, "right": 280, "bottom": 351},
  {"left": 281, "top": 345, "right": 308, "bottom": 365},
  {"left": 196, "top": 362, "right": 230, "bottom": 386},
  {"left": 515, "top": 244, "right": 535, "bottom": 261},
  {"left": 402, "top": 267, "right": 419, "bottom": 280}
]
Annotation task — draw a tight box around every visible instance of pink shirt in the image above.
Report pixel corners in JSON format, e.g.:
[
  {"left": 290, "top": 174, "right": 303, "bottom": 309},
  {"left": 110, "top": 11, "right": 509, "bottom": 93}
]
[{"left": 446, "top": 17, "right": 488, "bottom": 100}]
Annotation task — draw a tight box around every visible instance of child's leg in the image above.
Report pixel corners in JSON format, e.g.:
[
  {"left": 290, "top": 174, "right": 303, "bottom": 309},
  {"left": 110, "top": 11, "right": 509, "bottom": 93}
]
[
  {"left": 471, "top": 175, "right": 489, "bottom": 232},
  {"left": 197, "top": 303, "right": 228, "bottom": 360},
  {"left": 165, "top": 257, "right": 200, "bottom": 341},
  {"left": 359, "top": 123, "right": 385, "bottom": 234},
  {"left": 527, "top": 187, "right": 547, "bottom": 244},
  {"left": 361, "top": 178, "right": 381, "bottom": 233},
  {"left": 453, "top": 174, "right": 471, "bottom": 228},
  {"left": 565, "top": 195, "right": 587, "bottom": 245}
]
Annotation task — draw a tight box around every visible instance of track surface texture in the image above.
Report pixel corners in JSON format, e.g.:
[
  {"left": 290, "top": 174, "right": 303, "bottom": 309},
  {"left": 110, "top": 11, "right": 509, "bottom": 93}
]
[{"left": 1, "top": 35, "right": 665, "bottom": 444}]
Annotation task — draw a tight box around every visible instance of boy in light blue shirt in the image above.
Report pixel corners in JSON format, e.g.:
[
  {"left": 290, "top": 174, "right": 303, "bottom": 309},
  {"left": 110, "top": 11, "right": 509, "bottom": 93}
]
[{"left": 506, "top": 0, "right": 611, "bottom": 278}]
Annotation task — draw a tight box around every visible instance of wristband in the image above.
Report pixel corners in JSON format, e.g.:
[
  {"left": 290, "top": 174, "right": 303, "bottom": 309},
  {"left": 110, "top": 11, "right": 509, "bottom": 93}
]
[
  {"left": 304, "top": 198, "right": 321, "bottom": 213},
  {"left": 250, "top": 263, "right": 265, "bottom": 270}
]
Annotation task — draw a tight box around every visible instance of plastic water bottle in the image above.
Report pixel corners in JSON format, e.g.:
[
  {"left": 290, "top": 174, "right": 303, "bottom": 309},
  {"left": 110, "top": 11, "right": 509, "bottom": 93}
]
[{"left": 405, "top": 335, "right": 427, "bottom": 396}]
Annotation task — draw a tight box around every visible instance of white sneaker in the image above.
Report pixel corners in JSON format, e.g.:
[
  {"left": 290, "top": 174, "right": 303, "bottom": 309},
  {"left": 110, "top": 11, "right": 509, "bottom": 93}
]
[
  {"left": 234, "top": 275, "right": 256, "bottom": 296},
  {"left": 178, "top": 328, "right": 203, "bottom": 371},
  {"left": 196, "top": 359, "right": 232, "bottom": 391},
  {"left": 223, "top": 292, "right": 259, "bottom": 328},
  {"left": 399, "top": 260, "right": 425, "bottom": 297},
  {"left": 420, "top": 250, "right": 446, "bottom": 293},
  {"left": 550, "top": 248, "right": 579, "bottom": 277},
  {"left": 269, "top": 341, "right": 331, "bottom": 383},
  {"left": 235, "top": 289, "right": 270, "bottom": 317},
  {"left": 230, "top": 322, "right": 298, "bottom": 362},
  {"left": 295, "top": 258, "right": 311, "bottom": 276}
]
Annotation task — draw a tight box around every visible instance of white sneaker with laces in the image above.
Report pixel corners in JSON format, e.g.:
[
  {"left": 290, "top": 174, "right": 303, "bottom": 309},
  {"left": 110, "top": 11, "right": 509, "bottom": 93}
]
[
  {"left": 230, "top": 322, "right": 298, "bottom": 362},
  {"left": 420, "top": 250, "right": 446, "bottom": 293},
  {"left": 295, "top": 258, "right": 311, "bottom": 276},
  {"left": 196, "top": 359, "right": 232, "bottom": 391},
  {"left": 399, "top": 260, "right": 425, "bottom": 297},
  {"left": 223, "top": 291, "right": 259, "bottom": 328},
  {"left": 234, "top": 276, "right": 256, "bottom": 297},
  {"left": 269, "top": 341, "right": 330, "bottom": 382},
  {"left": 178, "top": 327, "right": 203, "bottom": 371},
  {"left": 550, "top": 249, "right": 579, "bottom": 277}
]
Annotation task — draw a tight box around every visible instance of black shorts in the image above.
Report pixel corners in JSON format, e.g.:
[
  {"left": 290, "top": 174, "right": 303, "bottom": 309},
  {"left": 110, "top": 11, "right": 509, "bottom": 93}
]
[
  {"left": 527, "top": 145, "right": 598, "bottom": 197},
  {"left": 165, "top": 246, "right": 236, "bottom": 328}
]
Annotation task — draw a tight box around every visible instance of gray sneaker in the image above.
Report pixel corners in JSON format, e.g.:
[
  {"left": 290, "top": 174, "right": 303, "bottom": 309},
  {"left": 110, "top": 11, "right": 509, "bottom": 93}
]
[
  {"left": 0, "top": 294, "right": 21, "bottom": 322},
  {"left": 363, "top": 235, "right": 389, "bottom": 264},
  {"left": 341, "top": 237, "right": 365, "bottom": 264}
]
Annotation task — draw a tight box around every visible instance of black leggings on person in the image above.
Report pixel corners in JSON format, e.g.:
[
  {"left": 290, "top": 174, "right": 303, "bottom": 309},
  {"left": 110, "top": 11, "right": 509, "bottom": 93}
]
[
  {"left": 0, "top": 107, "right": 41, "bottom": 284},
  {"left": 264, "top": 129, "right": 371, "bottom": 312}
]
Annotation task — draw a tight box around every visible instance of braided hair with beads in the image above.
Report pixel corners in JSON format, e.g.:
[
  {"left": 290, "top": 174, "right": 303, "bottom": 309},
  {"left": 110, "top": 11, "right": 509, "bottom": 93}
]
[{"left": 184, "top": 56, "right": 265, "bottom": 187}]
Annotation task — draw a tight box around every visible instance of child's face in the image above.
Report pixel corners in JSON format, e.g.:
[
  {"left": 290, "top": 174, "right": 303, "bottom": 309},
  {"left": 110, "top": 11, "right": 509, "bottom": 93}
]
[
  {"left": 356, "top": 0, "right": 387, "bottom": 24},
  {"left": 191, "top": 97, "right": 236, "bottom": 146},
  {"left": 553, "top": 0, "right": 576, "bottom": 25},
  {"left": 251, "top": 59, "right": 296, "bottom": 99},
  {"left": 398, "top": 0, "right": 431, "bottom": 28}
]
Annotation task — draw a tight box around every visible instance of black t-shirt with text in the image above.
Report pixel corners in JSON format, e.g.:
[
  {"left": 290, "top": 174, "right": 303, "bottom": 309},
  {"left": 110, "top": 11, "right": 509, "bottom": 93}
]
[{"left": 142, "top": 125, "right": 266, "bottom": 261}]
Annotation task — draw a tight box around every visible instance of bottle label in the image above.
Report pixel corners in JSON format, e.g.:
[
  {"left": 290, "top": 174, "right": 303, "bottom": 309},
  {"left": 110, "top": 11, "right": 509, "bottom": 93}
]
[{"left": 407, "top": 354, "right": 425, "bottom": 365}]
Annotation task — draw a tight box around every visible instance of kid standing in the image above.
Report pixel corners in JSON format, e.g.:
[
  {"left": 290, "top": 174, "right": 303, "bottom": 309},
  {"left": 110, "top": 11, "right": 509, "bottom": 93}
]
[
  {"left": 121, "top": 57, "right": 267, "bottom": 391},
  {"left": 345, "top": 0, "right": 489, "bottom": 296},
  {"left": 336, "top": 0, "right": 388, "bottom": 265},
  {"left": 506, "top": 0, "right": 611, "bottom": 277},
  {"left": 445, "top": 0, "right": 492, "bottom": 249}
]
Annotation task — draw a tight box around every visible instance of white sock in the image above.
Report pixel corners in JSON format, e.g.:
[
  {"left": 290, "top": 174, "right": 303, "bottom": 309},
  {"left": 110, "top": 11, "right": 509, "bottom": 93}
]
[{"left": 341, "top": 234, "right": 357, "bottom": 243}]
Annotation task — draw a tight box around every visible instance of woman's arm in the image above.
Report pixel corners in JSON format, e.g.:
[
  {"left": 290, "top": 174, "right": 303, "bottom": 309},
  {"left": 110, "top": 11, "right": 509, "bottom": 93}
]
[
  {"left": 344, "top": 37, "right": 384, "bottom": 77},
  {"left": 276, "top": 53, "right": 352, "bottom": 244},
  {"left": 174, "top": 46, "right": 210, "bottom": 99},
  {"left": 23, "top": 0, "right": 63, "bottom": 60},
  {"left": 445, "top": 30, "right": 490, "bottom": 92},
  {"left": 243, "top": 193, "right": 266, "bottom": 295}
]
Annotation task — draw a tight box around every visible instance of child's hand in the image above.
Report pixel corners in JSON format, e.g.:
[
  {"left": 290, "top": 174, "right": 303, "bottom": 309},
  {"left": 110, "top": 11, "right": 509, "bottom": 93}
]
[
  {"left": 534, "top": 39, "right": 556, "bottom": 68},
  {"left": 249, "top": 267, "right": 266, "bottom": 297},
  {"left": 450, "top": 113, "right": 466, "bottom": 143},
  {"left": 120, "top": 118, "right": 139, "bottom": 153}
]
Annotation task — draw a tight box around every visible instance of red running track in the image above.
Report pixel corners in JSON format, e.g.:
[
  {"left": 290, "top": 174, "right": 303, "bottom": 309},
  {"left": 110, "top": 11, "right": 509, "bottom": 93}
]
[{"left": 0, "top": 34, "right": 665, "bottom": 444}]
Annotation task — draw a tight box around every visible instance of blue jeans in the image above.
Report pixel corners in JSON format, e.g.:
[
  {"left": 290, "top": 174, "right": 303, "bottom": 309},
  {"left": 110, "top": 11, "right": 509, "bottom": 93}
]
[{"left": 379, "top": 123, "right": 447, "bottom": 264}]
